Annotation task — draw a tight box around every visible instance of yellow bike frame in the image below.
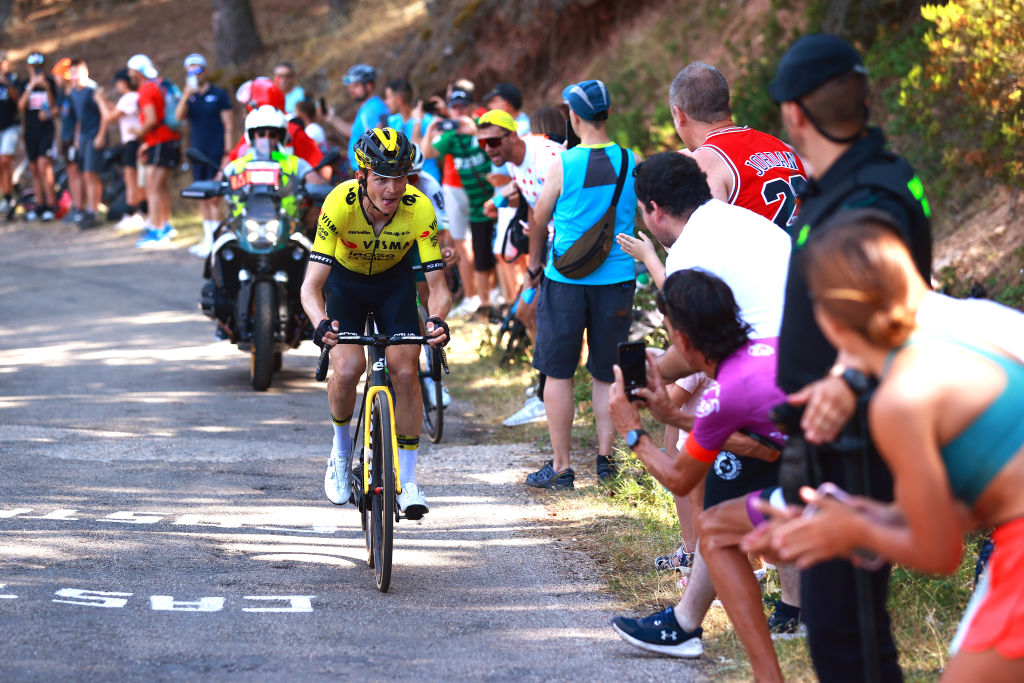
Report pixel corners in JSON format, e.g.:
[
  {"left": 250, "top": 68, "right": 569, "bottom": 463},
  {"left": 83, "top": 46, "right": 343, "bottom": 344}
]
[{"left": 362, "top": 384, "right": 402, "bottom": 495}]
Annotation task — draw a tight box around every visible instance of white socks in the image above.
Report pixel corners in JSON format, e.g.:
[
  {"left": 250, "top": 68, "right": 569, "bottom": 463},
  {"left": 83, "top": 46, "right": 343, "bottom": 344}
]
[
  {"left": 202, "top": 219, "right": 218, "bottom": 245},
  {"left": 332, "top": 421, "right": 351, "bottom": 458},
  {"left": 398, "top": 448, "right": 418, "bottom": 486}
]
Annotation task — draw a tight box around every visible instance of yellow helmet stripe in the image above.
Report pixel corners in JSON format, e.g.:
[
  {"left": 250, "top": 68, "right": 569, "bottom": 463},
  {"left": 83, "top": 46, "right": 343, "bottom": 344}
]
[{"left": 372, "top": 127, "right": 400, "bottom": 153}]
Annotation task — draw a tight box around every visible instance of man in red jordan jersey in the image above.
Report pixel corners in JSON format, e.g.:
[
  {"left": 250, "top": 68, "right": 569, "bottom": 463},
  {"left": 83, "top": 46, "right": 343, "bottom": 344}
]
[{"left": 670, "top": 61, "right": 806, "bottom": 231}]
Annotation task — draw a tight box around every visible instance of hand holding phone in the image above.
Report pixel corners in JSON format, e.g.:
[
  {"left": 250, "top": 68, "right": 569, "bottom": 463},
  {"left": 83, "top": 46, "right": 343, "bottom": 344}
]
[{"left": 617, "top": 341, "right": 647, "bottom": 402}]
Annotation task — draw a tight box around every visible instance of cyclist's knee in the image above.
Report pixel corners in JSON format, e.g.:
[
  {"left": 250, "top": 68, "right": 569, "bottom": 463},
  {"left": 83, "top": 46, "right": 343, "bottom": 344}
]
[{"left": 390, "top": 361, "right": 418, "bottom": 389}]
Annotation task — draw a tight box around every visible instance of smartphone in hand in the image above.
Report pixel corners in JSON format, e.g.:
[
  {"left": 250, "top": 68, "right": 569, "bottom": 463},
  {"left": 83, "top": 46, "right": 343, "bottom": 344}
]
[{"left": 618, "top": 341, "right": 647, "bottom": 402}]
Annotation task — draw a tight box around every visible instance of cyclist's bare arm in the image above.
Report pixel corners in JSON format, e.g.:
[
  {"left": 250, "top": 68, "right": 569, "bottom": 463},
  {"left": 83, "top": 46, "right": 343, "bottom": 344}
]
[
  {"left": 300, "top": 261, "right": 339, "bottom": 346},
  {"left": 423, "top": 269, "right": 451, "bottom": 347}
]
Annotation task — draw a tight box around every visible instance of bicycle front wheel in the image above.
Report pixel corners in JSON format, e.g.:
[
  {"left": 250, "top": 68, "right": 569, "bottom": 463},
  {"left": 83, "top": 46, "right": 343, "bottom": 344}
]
[
  {"left": 369, "top": 390, "right": 395, "bottom": 592},
  {"left": 420, "top": 347, "right": 444, "bottom": 443}
]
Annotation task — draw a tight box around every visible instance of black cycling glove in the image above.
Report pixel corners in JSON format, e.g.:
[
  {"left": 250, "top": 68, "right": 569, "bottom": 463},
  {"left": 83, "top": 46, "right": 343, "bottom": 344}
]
[
  {"left": 313, "top": 319, "right": 335, "bottom": 348},
  {"left": 426, "top": 316, "right": 450, "bottom": 346}
]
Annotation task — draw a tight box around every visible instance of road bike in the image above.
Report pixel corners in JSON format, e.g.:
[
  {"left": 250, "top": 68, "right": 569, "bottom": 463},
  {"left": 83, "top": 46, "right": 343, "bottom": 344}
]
[{"left": 315, "top": 313, "right": 448, "bottom": 592}]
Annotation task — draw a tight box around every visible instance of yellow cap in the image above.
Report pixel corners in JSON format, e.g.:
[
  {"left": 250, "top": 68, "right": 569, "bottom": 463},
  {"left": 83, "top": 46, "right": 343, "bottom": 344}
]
[{"left": 477, "top": 109, "right": 517, "bottom": 133}]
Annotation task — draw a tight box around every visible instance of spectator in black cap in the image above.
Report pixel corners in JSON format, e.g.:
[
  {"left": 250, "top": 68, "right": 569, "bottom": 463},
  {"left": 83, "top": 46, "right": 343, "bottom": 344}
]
[
  {"left": 483, "top": 82, "right": 530, "bottom": 136},
  {"left": 19, "top": 52, "right": 57, "bottom": 221},
  {"left": 757, "top": 33, "right": 933, "bottom": 683}
]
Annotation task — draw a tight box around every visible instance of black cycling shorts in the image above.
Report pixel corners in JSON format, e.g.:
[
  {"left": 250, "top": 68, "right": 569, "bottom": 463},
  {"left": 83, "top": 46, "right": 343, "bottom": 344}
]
[
  {"left": 324, "top": 262, "right": 419, "bottom": 336},
  {"left": 145, "top": 140, "right": 180, "bottom": 169},
  {"left": 25, "top": 127, "right": 54, "bottom": 161},
  {"left": 702, "top": 451, "right": 780, "bottom": 509},
  {"left": 121, "top": 140, "right": 140, "bottom": 167}
]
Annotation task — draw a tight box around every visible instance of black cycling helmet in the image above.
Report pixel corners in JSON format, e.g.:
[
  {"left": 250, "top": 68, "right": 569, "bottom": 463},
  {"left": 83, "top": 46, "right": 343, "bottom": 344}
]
[{"left": 354, "top": 127, "right": 414, "bottom": 178}]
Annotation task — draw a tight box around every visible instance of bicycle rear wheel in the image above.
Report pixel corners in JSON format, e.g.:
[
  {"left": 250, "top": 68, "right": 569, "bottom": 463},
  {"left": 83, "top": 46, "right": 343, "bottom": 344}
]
[
  {"left": 420, "top": 347, "right": 444, "bottom": 443},
  {"left": 369, "top": 391, "right": 395, "bottom": 592}
]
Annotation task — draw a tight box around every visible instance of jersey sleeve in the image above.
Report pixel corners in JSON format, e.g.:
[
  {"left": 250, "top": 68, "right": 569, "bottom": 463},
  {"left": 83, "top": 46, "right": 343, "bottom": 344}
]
[
  {"left": 310, "top": 184, "right": 347, "bottom": 267},
  {"left": 684, "top": 385, "right": 733, "bottom": 462},
  {"left": 409, "top": 191, "right": 443, "bottom": 272},
  {"left": 289, "top": 124, "right": 323, "bottom": 167}
]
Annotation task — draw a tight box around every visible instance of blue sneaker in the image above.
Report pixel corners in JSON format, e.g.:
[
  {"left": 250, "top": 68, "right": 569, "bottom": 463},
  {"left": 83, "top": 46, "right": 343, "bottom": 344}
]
[
  {"left": 136, "top": 225, "right": 173, "bottom": 249},
  {"left": 612, "top": 606, "right": 703, "bottom": 658}
]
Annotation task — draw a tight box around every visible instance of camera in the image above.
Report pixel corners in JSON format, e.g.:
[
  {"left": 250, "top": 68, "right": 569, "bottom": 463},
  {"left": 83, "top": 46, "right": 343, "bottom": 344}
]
[{"left": 437, "top": 119, "right": 458, "bottom": 133}]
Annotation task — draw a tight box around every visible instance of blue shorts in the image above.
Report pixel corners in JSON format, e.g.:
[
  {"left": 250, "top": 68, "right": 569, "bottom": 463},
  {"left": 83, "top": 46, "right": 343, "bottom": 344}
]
[{"left": 79, "top": 137, "right": 102, "bottom": 173}]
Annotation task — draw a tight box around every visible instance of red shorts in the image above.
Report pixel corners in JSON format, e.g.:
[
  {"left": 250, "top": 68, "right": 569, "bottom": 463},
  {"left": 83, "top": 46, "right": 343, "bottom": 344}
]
[{"left": 952, "top": 516, "right": 1024, "bottom": 659}]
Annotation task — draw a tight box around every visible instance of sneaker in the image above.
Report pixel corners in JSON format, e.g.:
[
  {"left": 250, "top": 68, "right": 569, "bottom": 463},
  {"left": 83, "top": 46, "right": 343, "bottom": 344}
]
[
  {"left": 611, "top": 606, "right": 703, "bottom": 658},
  {"left": 77, "top": 211, "right": 99, "bottom": 230},
  {"left": 525, "top": 460, "right": 575, "bottom": 490},
  {"left": 135, "top": 224, "right": 173, "bottom": 248},
  {"left": 766, "top": 598, "right": 805, "bottom": 640},
  {"left": 64, "top": 209, "right": 82, "bottom": 225},
  {"left": 596, "top": 454, "right": 618, "bottom": 482},
  {"left": 0, "top": 197, "right": 9, "bottom": 213},
  {"left": 24, "top": 209, "right": 39, "bottom": 222},
  {"left": 503, "top": 395, "right": 546, "bottom": 426},
  {"left": 162, "top": 222, "right": 179, "bottom": 239},
  {"left": 396, "top": 482, "right": 429, "bottom": 519},
  {"left": 40, "top": 208, "right": 55, "bottom": 222},
  {"left": 655, "top": 543, "right": 694, "bottom": 574},
  {"left": 114, "top": 213, "right": 144, "bottom": 232},
  {"left": 451, "top": 294, "right": 480, "bottom": 319},
  {"left": 423, "top": 377, "right": 452, "bottom": 409},
  {"left": 323, "top": 452, "right": 353, "bottom": 505},
  {"left": 189, "top": 241, "right": 212, "bottom": 258}
]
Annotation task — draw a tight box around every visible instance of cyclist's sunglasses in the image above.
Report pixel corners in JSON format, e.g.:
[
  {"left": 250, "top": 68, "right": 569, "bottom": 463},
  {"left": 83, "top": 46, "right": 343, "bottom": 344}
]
[
  {"left": 480, "top": 133, "right": 510, "bottom": 149},
  {"left": 251, "top": 128, "right": 281, "bottom": 138}
]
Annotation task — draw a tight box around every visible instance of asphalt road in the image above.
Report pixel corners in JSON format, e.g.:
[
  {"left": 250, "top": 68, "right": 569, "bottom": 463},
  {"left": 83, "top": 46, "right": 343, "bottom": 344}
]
[{"left": 0, "top": 220, "right": 702, "bottom": 681}]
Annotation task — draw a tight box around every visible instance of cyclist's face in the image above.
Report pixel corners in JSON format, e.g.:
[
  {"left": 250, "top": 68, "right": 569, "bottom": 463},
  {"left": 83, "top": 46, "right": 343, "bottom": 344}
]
[{"left": 363, "top": 171, "right": 407, "bottom": 214}]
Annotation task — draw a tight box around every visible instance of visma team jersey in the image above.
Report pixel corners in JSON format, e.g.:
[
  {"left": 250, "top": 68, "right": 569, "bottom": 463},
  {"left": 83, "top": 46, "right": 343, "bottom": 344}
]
[
  {"left": 311, "top": 179, "right": 443, "bottom": 276},
  {"left": 698, "top": 126, "right": 807, "bottom": 231}
]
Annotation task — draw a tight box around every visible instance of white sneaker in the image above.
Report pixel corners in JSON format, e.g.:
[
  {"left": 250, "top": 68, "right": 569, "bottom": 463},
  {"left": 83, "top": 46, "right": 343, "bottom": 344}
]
[
  {"left": 189, "top": 241, "right": 212, "bottom": 258},
  {"left": 503, "top": 395, "right": 547, "bottom": 426},
  {"left": 41, "top": 209, "right": 55, "bottom": 221},
  {"left": 451, "top": 295, "right": 481, "bottom": 319},
  {"left": 396, "top": 482, "right": 428, "bottom": 519},
  {"left": 422, "top": 377, "right": 453, "bottom": 409},
  {"left": 0, "top": 197, "right": 9, "bottom": 213},
  {"left": 324, "top": 452, "right": 353, "bottom": 505},
  {"left": 24, "top": 209, "right": 39, "bottom": 222},
  {"left": 114, "top": 213, "right": 144, "bottom": 232}
]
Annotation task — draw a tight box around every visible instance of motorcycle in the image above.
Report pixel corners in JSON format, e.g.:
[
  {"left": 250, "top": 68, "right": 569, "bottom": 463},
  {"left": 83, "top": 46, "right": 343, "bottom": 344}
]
[{"left": 182, "top": 147, "right": 338, "bottom": 391}]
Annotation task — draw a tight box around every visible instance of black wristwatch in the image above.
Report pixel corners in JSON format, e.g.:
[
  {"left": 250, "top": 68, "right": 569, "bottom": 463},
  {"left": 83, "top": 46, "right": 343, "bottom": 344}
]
[
  {"left": 840, "top": 368, "right": 871, "bottom": 396},
  {"left": 625, "top": 429, "right": 648, "bottom": 449}
]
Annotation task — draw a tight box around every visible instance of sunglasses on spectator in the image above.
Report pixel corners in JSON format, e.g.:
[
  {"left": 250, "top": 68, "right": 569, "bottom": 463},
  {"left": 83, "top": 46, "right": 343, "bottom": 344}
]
[
  {"left": 27, "top": 53, "right": 44, "bottom": 65},
  {"left": 480, "top": 133, "right": 510, "bottom": 149},
  {"left": 251, "top": 128, "right": 281, "bottom": 138}
]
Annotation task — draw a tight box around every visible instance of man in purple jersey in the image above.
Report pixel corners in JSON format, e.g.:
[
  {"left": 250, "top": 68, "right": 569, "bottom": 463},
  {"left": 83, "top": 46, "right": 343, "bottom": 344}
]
[{"left": 608, "top": 268, "right": 793, "bottom": 680}]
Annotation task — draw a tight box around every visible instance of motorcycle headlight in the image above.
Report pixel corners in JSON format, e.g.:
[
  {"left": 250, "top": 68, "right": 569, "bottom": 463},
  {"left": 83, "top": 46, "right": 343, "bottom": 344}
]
[{"left": 244, "top": 219, "right": 282, "bottom": 246}]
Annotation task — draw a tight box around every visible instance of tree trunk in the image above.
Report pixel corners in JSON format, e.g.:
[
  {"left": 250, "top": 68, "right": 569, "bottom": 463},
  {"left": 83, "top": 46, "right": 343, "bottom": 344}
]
[
  {"left": 209, "top": 0, "right": 263, "bottom": 66},
  {"left": 0, "top": 0, "right": 14, "bottom": 36}
]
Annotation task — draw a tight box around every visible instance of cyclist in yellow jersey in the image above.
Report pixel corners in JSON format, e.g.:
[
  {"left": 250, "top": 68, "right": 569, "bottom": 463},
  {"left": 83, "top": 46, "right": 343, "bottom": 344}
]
[{"left": 301, "top": 127, "right": 451, "bottom": 517}]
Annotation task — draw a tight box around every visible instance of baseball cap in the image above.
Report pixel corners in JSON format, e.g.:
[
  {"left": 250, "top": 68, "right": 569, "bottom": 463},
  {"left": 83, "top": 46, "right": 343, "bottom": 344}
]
[
  {"left": 477, "top": 109, "right": 517, "bottom": 133},
  {"left": 343, "top": 63, "right": 376, "bottom": 85},
  {"left": 482, "top": 82, "right": 522, "bottom": 110},
  {"left": 127, "top": 53, "right": 158, "bottom": 80},
  {"left": 52, "top": 57, "right": 71, "bottom": 80},
  {"left": 562, "top": 79, "right": 610, "bottom": 121},
  {"left": 447, "top": 89, "right": 472, "bottom": 107},
  {"left": 184, "top": 53, "right": 206, "bottom": 71},
  {"left": 769, "top": 34, "right": 867, "bottom": 103},
  {"left": 27, "top": 52, "right": 45, "bottom": 66}
]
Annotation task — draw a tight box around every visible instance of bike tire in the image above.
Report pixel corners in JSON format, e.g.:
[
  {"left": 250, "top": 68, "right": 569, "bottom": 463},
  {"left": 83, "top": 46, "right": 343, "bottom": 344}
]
[
  {"left": 250, "top": 281, "right": 276, "bottom": 391},
  {"left": 420, "top": 347, "right": 444, "bottom": 444},
  {"left": 370, "top": 391, "right": 395, "bottom": 592}
]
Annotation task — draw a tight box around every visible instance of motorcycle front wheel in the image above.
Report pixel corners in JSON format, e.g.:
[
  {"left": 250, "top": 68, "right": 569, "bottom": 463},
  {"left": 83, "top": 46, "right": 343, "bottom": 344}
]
[{"left": 250, "top": 280, "right": 275, "bottom": 391}]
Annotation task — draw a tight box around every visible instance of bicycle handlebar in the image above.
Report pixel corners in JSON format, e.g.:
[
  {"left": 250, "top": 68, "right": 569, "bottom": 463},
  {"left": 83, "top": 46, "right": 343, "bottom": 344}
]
[{"left": 314, "top": 333, "right": 449, "bottom": 382}]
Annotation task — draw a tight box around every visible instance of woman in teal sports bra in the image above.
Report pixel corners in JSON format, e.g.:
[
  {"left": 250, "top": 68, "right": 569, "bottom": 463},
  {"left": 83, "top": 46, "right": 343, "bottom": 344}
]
[{"left": 750, "top": 210, "right": 1024, "bottom": 682}]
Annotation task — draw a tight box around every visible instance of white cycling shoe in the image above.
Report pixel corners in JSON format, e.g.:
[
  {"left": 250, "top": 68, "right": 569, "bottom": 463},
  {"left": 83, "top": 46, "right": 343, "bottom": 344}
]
[
  {"left": 396, "top": 482, "right": 429, "bottom": 519},
  {"left": 324, "top": 452, "right": 353, "bottom": 505}
]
